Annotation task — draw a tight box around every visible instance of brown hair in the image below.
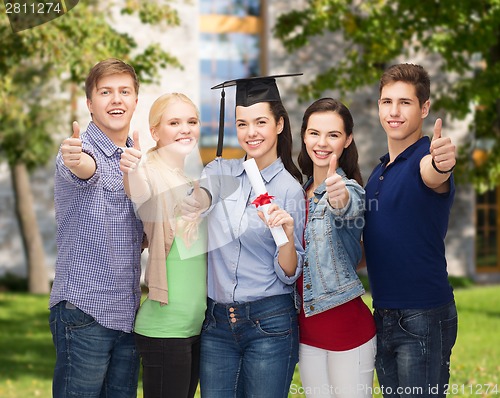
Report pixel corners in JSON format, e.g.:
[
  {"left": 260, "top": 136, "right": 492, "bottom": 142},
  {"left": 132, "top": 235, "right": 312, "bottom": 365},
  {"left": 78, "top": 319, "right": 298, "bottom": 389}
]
[
  {"left": 379, "top": 63, "right": 430, "bottom": 107},
  {"left": 268, "top": 101, "right": 303, "bottom": 184},
  {"left": 85, "top": 58, "right": 139, "bottom": 99},
  {"left": 298, "top": 98, "right": 362, "bottom": 185}
]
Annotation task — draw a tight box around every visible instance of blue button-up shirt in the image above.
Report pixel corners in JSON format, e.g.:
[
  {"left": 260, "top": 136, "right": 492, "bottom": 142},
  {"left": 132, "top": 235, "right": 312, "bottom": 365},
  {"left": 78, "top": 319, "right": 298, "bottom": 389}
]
[
  {"left": 50, "top": 122, "right": 144, "bottom": 332},
  {"left": 202, "top": 157, "right": 306, "bottom": 304}
]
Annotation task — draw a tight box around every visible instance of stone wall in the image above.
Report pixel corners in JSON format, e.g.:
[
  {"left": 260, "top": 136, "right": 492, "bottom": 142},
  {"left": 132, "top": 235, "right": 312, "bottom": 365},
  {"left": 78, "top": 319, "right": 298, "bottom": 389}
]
[{"left": 0, "top": 163, "right": 57, "bottom": 277}]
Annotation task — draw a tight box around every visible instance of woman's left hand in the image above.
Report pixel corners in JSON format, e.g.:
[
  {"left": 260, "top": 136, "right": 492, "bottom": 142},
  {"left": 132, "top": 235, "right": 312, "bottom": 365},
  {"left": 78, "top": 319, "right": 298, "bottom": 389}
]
[{"left": 257, "top": 203, "right": 294, "bottom": 238}]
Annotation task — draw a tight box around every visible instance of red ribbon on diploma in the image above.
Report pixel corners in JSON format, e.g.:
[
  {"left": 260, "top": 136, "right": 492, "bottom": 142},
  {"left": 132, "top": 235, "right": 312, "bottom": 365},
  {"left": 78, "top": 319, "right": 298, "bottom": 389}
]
[{"left": 252, "top": 193, "right": 275, "bottom": 207}]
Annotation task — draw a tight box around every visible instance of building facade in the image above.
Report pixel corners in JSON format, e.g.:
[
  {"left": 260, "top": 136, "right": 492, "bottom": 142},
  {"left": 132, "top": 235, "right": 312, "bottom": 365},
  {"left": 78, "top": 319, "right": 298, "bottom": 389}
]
[{"left": 1, "top": 0, "right": 498, "bottom": 283}]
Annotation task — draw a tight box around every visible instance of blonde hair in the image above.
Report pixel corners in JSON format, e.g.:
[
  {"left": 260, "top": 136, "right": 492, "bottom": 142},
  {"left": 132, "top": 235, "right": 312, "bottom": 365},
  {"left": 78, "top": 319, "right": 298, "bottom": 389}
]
[
  {"left": 149, "top": 92, "right": 200, "bottom": 132},
  {"left": 145, "top": 92, "right": 202, "bottom": 247}
]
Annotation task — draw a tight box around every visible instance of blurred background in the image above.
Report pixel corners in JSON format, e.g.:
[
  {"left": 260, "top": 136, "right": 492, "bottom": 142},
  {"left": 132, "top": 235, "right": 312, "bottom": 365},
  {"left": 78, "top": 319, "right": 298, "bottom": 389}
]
[
  {"left": 1, "top": 0, "right": 500, "bottom": 294},
  {"left": 1, "top": 2, "right": 499, "bottom": 397}
]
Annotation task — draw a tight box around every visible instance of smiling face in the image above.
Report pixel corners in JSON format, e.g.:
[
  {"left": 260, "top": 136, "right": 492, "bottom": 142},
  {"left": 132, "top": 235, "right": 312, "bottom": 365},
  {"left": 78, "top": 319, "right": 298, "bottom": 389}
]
[
  {"left": 303, "top": 111, "right": 352, "bottom": 173},
  {"left": 151, "top": 99, "right": 200, "bottom": 157},
  {"left": 378, "top": 81, "right": 430, "bottom": 148},
  {"left": 86, "top": 73, "right": 138, "bottom": 142},
  {"left": 236, "top": 102, "right": 283, "bottom": 170}
]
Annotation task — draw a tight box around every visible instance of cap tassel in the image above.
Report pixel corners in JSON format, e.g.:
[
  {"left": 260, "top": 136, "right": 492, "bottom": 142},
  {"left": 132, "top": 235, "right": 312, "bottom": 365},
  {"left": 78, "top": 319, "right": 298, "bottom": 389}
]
[{"left": 216, "top": 88, "right": 225, "bottom": 158}]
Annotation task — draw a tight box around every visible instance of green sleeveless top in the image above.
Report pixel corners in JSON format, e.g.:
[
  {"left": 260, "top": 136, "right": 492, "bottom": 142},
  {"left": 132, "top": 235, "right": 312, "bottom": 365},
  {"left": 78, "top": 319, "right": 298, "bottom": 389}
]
[{"left": 134, "top": 235, "right": 207, "bottom": 338}]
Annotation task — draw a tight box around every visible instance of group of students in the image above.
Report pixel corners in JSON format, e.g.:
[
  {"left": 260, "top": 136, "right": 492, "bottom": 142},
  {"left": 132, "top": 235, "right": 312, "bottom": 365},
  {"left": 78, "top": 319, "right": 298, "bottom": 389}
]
[{"left": 49, "top": 58, "right": 458, "bottom": 398}]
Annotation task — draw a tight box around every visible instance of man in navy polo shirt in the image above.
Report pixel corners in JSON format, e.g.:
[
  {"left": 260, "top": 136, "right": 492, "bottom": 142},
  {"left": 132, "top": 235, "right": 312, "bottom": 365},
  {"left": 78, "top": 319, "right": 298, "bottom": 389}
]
[{"left": 364, "top": 63, "right": 457, "bottom": 398}]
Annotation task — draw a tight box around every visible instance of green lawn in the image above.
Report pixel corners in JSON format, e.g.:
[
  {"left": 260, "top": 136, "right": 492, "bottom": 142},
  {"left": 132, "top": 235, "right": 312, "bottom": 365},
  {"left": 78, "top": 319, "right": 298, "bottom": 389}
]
[{"left": 0, "top": 286, "right": 499, "bottom": 397}]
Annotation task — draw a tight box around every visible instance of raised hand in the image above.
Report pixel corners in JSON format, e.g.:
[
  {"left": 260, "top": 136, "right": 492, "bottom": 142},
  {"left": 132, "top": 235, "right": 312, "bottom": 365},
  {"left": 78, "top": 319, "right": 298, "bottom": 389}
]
[
  {"left": 120, "top": 131, "right": 142, "bottom": 174},
  {"left": 61, "top": 121, "right": 83, "bottom": 169},
  {"left": 325, "top": 153, "right": 349, "bottom": 209},
  {"left": 429, "top": 118, "right": 456, "bottom": 173}
]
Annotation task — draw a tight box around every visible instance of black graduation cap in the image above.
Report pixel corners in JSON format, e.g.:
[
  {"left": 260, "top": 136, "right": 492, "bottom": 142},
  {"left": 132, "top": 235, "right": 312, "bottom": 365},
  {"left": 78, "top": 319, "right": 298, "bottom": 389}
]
[{"left": 211, "top": 73, "right": 303, "bottom": 157}]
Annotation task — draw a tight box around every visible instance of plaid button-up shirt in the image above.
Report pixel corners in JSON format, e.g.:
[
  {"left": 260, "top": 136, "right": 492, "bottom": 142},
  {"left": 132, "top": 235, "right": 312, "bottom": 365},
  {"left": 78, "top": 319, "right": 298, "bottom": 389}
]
[{"left": 50, "top": 122, "right": 143, "bottom": 332}]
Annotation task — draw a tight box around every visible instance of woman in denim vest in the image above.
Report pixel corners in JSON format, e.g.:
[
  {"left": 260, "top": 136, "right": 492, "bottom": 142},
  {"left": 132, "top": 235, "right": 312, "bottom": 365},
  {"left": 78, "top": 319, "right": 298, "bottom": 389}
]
[{"left": 297, "top": 98, "right": 376, "bottom": 398}]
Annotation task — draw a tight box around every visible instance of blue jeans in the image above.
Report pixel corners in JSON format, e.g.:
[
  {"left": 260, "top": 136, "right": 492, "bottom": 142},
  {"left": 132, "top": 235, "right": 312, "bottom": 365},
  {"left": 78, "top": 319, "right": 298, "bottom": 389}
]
[
  {"left": 49, "top": 301, "right": 140, "bottom": 398},
  {"left": 374, "top": 300, "right": 458, "bottom": 398},
  {"left": 200, "top": 294, "right": 299, "bottom": 398}
]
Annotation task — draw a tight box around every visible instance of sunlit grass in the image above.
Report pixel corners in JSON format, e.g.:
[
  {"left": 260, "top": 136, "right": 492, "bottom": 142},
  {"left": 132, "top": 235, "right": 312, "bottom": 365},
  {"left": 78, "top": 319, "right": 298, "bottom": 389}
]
[{"left": 0, "top": 286, "right": 499, "bottom": 397}]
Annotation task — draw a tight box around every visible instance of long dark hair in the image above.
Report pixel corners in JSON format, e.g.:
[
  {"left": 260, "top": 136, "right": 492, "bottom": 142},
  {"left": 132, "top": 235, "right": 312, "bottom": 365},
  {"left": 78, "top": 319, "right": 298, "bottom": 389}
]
[
  {"left": 298, "top": 98, "right": 362, "bottom": 185},
  {"left": 269, "top": 101, "right": 303, "bottom": 184}
]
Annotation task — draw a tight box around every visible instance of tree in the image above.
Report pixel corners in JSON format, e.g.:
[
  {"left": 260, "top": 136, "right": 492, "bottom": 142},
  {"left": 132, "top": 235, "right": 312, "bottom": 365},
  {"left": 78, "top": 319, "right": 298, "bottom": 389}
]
[
  {"left": 0, "top": 0, "right": 182, "bottom": 293},
  {"left": 0, "top": 65, "right": 62, "bottom": 293},
  {"left": 274, "top": 0, "right": 500, "bottom": 192}
]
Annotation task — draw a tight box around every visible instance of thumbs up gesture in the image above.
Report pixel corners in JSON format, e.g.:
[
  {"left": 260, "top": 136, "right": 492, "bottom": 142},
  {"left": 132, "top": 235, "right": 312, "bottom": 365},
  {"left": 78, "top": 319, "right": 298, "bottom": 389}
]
[
  {"left": 325, "top": 154, "right": 349, "bottom": 209},
  {"left": 120, "top": 131, "right": 142, "bottom": 174},
  {"left": 61, "top": 121, "right": 83, "bottom": 168},
  {"left": 429, "top": 118, "right": 456, "bottom": 173}
]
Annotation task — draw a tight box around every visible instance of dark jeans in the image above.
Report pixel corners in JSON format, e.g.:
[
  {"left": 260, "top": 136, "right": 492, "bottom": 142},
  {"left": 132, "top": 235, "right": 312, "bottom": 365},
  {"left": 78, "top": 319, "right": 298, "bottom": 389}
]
[
  {"left": 374, "top": 300, "right": 458, "bottom": 398},
  {"left": 49, "top": 301, "right": 139, "bottom": 398},
  {"left": 200, "top": 294, "right": 299, "bottom": 398},
  {"left": 134, "top": 333, "right": 200, "bottom": 398}
]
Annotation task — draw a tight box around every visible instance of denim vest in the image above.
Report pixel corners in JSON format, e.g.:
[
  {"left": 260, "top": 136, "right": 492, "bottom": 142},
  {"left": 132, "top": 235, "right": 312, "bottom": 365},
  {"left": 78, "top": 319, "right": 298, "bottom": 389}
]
[{"left": 302, "top": 171, "right": 366, "bottom": 317}]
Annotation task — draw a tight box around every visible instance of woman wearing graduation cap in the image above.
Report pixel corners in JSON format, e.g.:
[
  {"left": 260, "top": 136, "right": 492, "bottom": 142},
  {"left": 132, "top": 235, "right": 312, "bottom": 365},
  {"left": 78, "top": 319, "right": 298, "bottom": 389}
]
[{"left": 183, "top": 74, "right": 306, "bottom": 398}]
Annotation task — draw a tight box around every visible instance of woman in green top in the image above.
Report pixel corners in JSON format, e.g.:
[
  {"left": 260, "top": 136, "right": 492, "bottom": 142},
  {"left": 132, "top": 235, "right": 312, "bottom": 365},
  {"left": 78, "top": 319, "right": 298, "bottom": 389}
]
[{"left": 120, "top": 93, "right": 207, "bottom": 398}]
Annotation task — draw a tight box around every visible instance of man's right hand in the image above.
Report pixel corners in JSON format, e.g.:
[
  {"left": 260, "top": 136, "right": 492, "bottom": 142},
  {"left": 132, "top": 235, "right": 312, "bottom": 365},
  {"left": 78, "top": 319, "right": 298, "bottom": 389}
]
[
  {"left": 60, "top": 121, "right": 96, "bottom": 180},
  {"left": 61, "top": 121, "right": 83, "bottom": 169}
]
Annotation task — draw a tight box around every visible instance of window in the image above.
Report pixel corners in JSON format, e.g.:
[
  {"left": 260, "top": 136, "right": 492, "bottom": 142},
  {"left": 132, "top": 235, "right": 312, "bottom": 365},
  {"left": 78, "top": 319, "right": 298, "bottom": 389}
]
[
  {"left": 199, "top": 0, "right": 262, "bottom": 160},
  {"left": 476, "top": 187, "right": 500, "bottom": 272}
]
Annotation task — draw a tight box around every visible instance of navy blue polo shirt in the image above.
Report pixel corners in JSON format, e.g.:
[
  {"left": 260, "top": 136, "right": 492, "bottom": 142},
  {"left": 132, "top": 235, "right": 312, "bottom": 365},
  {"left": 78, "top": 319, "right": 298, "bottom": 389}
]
[{"left": 364, "top": 136, "right": 455, "bottom": 309}]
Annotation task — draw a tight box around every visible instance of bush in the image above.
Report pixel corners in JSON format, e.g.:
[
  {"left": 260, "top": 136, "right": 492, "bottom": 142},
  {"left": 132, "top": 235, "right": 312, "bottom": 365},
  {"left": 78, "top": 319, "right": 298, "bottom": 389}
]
[
  {"left": 358, "top": 274, "right": 474, "bottom": 293},
  {"left": 448, "top": 276, "right": 474, "bottom": 289},
  {"left": 0, "top": 272, "right": 28, "bottom": 292}
]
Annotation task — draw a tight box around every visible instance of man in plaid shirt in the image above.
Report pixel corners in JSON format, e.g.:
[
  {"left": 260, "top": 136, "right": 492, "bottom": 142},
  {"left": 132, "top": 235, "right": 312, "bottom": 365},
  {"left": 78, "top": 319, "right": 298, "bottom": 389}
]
[{"left": 49, "top": 58, "right": 144, "bottom": 398}]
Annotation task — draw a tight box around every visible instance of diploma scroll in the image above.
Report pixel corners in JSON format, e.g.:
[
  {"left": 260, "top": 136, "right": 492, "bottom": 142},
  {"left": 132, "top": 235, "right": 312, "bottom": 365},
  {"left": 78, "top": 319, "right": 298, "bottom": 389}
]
[{"left": 243, "top": 158, "right": 289, "bottom": 247}]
